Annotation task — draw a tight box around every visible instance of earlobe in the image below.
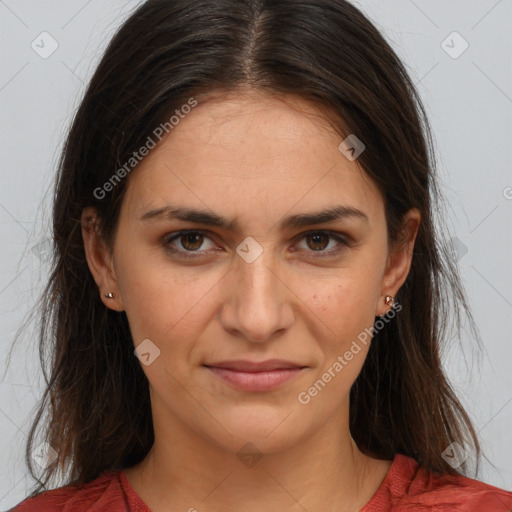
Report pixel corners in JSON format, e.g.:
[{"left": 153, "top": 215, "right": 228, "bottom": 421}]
[{"left": 81, "top": 206, "right": 124, "bottom": 311}]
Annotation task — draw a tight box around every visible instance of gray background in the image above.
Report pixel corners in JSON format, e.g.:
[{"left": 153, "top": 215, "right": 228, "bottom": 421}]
[{"left": 1, "top": 0, "right": 511, "bottom": 508}]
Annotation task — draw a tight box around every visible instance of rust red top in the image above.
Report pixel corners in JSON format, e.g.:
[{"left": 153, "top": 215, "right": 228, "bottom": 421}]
[{"left": 11, "top": 454, "right": 512, "bottom": 511}]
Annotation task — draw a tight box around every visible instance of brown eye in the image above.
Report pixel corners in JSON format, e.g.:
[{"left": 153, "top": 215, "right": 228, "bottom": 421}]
[
  {"left": 164, "top": 230, "right": 217, "bottom": 256},
  {"left": 180, "top": 232, "right": 204, "bottom": 251},
  {"left": 295, "top": 230, "right": 349, "bottom": 258},
  {"left": 306, "top": 232, "right": 330, "bottom": 251}
]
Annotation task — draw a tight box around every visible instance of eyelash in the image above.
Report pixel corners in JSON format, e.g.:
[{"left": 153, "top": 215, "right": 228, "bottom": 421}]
[{"left": 162, "top": 230, "right": 350, "bottom": 259}]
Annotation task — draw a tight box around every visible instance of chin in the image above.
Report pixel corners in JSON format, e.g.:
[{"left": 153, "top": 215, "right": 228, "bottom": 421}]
[{"left": 209, "top": 406, "right": 312, "bottom": 455}]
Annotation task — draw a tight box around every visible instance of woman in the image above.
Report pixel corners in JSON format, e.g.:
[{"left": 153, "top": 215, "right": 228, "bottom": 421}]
[{"left": 11, "top": 0, "right": 512, "bottom": 510}]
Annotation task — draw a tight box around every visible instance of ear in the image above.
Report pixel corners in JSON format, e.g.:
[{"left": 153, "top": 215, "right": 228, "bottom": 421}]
[
  {"left": 376, "top": 208, "right": 421, "bottom": 316},
  {"left": 81, "top": 206, "right": 125, "bottom": 311}
]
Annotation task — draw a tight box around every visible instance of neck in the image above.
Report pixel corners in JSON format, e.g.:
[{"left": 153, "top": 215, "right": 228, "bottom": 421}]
[{"left": 124, "top": 397, "right": 391, "bottom": 511}]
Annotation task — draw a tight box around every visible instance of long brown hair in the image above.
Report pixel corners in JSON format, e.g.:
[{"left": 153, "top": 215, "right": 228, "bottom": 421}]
[{"left": 13, "top": 0, "right": 483, "bottom": 495}]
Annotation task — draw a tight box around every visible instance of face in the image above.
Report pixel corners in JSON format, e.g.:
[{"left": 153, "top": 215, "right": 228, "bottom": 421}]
[{"left": 83, "top": 90, "right": 419, "bottom": 456}]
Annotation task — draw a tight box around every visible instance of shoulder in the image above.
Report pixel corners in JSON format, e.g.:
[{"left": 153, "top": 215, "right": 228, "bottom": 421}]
[
  {"left": 364, "top": 453, "right": 512, "bottom": 511},
  {"left": 8, "top": 469, "right": 148, "bottom": 512}
]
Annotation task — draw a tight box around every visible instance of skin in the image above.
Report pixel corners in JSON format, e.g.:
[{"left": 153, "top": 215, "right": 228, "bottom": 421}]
[{"left": 82, "top": 89, "right": 420, "bottom": 512}]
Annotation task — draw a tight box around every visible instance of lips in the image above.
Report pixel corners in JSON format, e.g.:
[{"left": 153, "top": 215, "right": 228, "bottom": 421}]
[
  {"left": 203, "top": 360, "right": 307, "bottom": 391},
  {"left": 204, "top": 359, "right": 305, "bottom": 372}
]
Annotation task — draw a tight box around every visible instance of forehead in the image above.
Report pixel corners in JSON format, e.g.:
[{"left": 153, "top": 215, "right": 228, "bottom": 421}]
[{"left": 121, "top": 90, "right": 383, "bottom": 229}]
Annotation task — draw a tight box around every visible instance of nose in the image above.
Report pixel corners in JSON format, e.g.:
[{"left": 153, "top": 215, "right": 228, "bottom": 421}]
[{"left": 218, "top": 241, "right": 295, "bottom": 343}]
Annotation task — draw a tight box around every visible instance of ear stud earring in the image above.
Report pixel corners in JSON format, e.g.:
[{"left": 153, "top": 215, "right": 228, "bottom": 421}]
[
  {"left": 104, "top": 292, "right": 116, "bottom": 299},
  {"left": 385, "top": 295, "right": 394, "bottom": 308}
]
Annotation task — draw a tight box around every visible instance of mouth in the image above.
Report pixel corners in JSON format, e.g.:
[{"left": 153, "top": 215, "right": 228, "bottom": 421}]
[{"left": 203, "top": 359, "right": 307, "bottom": 391}]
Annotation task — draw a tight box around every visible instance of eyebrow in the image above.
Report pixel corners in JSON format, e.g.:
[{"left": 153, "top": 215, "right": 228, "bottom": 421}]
[{"left": 139, "top": 204, "right": 368, "bottom": 230}]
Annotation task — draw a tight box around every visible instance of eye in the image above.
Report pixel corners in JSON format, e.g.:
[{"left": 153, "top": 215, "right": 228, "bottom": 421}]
[
  {"left": 294, "top": 230, "right": 349, "bottom": 257},
  {"left": 163, "top": 230, "right": 218, "bottom": 257}
]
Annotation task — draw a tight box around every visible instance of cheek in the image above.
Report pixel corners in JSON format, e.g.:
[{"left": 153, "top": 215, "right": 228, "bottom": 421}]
[
  {"left": 117, "top": 252, "right": 226, "bottom": 355},
  {"left": 295, "top": 266, "right": 383, "bottom": 394},
  {"left": 304, "top": 270, "right": 380, "bottom": 341},
  {"left": 115, "top": 252, "right": 186, "bottom": 339},
  {"left": 296, "top": 280, "right": 377, "bottom": 407}
]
